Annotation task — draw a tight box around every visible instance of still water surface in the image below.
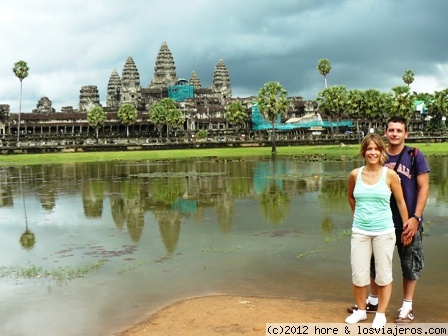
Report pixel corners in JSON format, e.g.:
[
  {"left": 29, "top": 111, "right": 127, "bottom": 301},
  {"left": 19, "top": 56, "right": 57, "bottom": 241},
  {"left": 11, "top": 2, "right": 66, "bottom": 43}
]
[{"left": 1, "top": 156, "right": 447, "bottom": 335}]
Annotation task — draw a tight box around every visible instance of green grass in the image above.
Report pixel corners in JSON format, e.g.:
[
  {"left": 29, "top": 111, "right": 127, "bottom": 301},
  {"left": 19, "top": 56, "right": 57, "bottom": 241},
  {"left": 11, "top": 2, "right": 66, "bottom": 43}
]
[{"left": 0, "top": 142, "right": 447, "bottom": 166}]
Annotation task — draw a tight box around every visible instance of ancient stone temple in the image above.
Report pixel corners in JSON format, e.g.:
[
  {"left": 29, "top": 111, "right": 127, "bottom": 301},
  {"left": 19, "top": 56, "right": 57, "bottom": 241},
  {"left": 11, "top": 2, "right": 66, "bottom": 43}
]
[
  {"left": 149, "top": 42, "right": 177, "bottom": 89},
  {"left": 121, "top": 56, "right": 141, "bottom": 105},
  {"left": 106, "top": 69, "right": 122, "bottom": 108},
  {"left": 211, "top": 59, "right": 232, "bottom": 100},
  {"left": 189, "top": 71, "right": 202, "bottom": 89},
  {"left": 78, "top": 86, "right": 100, "bottom": 112}
]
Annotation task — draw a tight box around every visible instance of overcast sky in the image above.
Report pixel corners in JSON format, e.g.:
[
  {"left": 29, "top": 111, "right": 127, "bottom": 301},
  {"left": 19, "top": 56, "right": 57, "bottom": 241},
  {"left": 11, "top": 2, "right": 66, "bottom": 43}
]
[{"left": 1, "top": 0, "right": 447, "bottom": 113}]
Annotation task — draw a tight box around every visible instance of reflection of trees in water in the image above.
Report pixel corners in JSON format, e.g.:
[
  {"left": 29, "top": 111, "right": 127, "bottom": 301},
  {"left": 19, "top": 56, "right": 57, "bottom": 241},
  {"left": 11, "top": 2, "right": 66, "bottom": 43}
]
[
  {"left": 255, "top": 159, "right": 291, "bottom": 225},
  {"left": 154, "top": 208, "right": 181, "bottom": 255},
  {"left": 319, "top": 179, "right": 348, "bottom": 210},
  {"left": 260, "top": 182, "right": 291, "bottom": 225},
  {"left": 19, "top": 167, "right": 35, "bottom": 250}
]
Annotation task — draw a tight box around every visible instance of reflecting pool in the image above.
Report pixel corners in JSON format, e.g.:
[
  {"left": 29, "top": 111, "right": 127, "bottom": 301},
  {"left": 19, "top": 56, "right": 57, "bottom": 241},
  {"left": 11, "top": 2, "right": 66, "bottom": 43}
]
[{"left": 1, "top": 155, "right": 447, "bottom": 335}]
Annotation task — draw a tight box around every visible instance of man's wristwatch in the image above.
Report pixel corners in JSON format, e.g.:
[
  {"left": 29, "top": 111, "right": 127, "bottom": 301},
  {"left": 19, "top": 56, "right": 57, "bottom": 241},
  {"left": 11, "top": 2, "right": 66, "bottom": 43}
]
[{"left": 412, "top": 215, "right": 422, "bottom": 222}]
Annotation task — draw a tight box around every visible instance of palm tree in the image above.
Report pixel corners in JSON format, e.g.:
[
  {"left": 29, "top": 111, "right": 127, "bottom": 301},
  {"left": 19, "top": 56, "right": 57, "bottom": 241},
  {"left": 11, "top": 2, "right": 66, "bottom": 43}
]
[
  {"left": 256, "top": 82, "right": 289, "bottom": 154},
  {"left": 13, "top": 60, "right": 29, "bottom": 145},
  {"left": 316, "top": 85, "right": 347, "bottom": 135},
  {"left": 390, "top": 86, "right": 415, "bottom": 121},
  {"left": 402, "top": 70, "right": 415, "bottom": 87},
  {"left": 317, "top": 59, "right": 332, "bottom": 88}
]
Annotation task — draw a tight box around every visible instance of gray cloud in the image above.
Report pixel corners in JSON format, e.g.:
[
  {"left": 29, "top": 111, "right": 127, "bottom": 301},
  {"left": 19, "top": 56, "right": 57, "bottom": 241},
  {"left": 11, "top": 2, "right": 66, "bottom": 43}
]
[{"left": 1, "top": 0, "right": 447, "bottom": 112}]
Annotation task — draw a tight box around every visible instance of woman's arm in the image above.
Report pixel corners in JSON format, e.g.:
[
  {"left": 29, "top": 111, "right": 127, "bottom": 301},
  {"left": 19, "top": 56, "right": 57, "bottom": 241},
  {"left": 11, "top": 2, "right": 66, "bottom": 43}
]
[{"left": 347, "top": 169, "right": 358, "bottom": 215}]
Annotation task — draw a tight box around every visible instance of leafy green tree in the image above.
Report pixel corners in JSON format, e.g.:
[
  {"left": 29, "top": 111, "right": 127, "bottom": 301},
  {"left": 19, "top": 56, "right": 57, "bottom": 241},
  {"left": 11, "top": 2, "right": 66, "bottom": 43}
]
[
  {"left": 317, "top": 58, "right": 332, "bottom": 88},
  {"left": 196, "top": 130, "right": 208, "bottom": 140},
  {"left": 166, "top": 105, "right": 185, "bottom": 139},
  {"left": 118, "top": 103, "right": 138, "bottom": 137},
  {"left": 13, "top": 60, "right": 29, "bottom": 144},
  {"left": 257, "top": 81, "right": 289, "bottom": 154},
  {"left": 345, "top": 89, "right": 366, "bottom": 141},
  {"left": 87, "top": 106, "right": 106, "bottom": 142},
  {"left": 402, "top": 70, "right": 415, "bottom": 87},
  {"left": 316, "top": 85, "right": 347, "bottom": 135},
  {"left": 148, "top": 98, "right": 178, "bottom": 139},
  {"left": 390, "top": 86, "right": 415, "bottom": 121},
  {"left": 363, "top": 89, "right": 392, "bottom": 131},
  {"left": 149, "top": 102, "right": 166, "bottom": 138},
  {"left": 427, "top": 89, "right": 448, "bottom": 131},
  {"left": 225, "top": 101, "right": 247, "bottom": 136}
]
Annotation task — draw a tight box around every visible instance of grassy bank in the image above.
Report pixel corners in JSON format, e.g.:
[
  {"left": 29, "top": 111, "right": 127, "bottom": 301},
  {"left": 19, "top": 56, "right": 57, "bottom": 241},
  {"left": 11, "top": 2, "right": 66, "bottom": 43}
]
[{"left": 0, "top": 143, "right": 447, "bottom": 166}]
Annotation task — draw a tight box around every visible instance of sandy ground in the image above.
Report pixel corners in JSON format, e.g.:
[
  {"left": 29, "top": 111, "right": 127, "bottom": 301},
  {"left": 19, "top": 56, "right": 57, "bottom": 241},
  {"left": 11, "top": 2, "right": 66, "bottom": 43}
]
[{"left": 119, "top": 295, "right": 386, "bottom": 336}]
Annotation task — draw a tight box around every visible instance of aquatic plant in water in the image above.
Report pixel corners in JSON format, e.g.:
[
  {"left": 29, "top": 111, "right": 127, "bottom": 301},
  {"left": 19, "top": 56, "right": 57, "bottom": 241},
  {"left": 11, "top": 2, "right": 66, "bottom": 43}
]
[{"left": 0, "top": 260, "right": 107, "bottom": 286}]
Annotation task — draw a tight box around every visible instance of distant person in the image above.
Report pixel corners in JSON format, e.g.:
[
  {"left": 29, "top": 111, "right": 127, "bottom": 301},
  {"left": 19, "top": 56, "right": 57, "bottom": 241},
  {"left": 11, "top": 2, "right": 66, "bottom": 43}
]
[
  {"left": 345, "top": 133, "right": 408, "bottom": 329},
  {"left": 347, "top": 116, "right": 430, "bottom": 323}
]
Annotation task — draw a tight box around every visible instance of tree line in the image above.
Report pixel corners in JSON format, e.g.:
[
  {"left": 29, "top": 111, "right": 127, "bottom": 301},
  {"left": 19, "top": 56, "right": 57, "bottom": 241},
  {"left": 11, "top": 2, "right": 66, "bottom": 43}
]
[{"left": 12, "top": 59, "right": 448, "bottom": 152}]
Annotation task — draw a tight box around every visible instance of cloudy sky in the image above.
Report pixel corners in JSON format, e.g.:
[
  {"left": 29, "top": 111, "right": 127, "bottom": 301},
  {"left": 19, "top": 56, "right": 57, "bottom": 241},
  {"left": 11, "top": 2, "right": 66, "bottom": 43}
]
[{"left": 1, "top": 0, "right": 447, "bottom": 113}]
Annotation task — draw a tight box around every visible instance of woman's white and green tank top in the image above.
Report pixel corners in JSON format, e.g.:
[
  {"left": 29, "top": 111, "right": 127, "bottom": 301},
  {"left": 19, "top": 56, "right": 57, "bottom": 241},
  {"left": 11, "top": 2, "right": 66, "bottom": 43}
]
[{"left": 352, "top": 166, "right": 395, "bottom": 235}]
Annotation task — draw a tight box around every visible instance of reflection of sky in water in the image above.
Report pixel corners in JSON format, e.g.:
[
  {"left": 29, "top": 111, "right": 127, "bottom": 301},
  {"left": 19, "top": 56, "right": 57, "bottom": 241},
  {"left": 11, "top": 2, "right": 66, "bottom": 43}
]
[{"left": 0, "top": 157, "right": 447, "bottom": 335}]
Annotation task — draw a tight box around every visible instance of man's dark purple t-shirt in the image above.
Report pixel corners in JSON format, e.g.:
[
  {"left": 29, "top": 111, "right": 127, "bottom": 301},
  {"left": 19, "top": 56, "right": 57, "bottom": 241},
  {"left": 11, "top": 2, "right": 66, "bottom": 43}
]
[{"left": 384, "top": 147, "right": 430, "bottom": 230}]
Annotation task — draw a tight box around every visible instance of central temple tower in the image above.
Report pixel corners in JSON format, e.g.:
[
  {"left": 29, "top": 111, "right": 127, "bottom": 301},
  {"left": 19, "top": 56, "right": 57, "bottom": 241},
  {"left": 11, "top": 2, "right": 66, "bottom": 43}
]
[{"left": 149, "top": 42, "right": 177, "bottom": 89}]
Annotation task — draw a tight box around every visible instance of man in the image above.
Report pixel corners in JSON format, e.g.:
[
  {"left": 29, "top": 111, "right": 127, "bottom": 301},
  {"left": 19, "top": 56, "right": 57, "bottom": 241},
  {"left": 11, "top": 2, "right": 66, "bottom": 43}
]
[{"left": 348, "top": 116, "right": 430, "bottom": 323}]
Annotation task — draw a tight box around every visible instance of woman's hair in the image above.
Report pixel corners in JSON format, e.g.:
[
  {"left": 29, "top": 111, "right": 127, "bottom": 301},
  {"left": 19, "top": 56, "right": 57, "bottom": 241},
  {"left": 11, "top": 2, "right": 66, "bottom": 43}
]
[{"left": 359, "top": 133, "right": 388, "bottom": 165}]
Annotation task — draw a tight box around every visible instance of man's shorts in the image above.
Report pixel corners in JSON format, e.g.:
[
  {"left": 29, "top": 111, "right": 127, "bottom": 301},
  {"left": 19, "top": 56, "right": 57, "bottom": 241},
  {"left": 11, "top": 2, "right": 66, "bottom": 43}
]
[
  {"left": 370, "top": 228, "right": 424, "bottom": 280},
  {"left": 396, "top": 227, "right": 424, "bottom": 280}
]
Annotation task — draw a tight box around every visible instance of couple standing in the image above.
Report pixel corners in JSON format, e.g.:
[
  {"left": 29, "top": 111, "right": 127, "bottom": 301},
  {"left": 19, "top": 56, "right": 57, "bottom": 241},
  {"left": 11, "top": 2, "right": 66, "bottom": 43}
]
[{"left": 346, "top": 116, "right": 430, "bottom": 328}]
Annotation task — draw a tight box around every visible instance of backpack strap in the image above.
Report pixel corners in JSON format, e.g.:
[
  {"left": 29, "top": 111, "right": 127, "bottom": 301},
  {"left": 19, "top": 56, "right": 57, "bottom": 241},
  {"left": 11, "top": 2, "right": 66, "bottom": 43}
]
[
  {"left": 408, "top": 147, "right": 418, "bottom": 173},
  {"left": 393, "top": 146, "right": 408, "bottom": 172}
]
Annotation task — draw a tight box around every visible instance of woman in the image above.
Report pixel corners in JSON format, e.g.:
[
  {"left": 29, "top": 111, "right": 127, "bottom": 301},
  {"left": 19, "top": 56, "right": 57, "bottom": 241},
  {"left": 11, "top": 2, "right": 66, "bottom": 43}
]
[{"left": 346, "top": 133, "right": 408, "bottom": 328}]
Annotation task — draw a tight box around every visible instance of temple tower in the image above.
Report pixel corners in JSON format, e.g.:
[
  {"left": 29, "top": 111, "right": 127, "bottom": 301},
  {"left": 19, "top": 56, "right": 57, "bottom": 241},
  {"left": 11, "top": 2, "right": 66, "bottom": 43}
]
[
  {"left": 121, "top": 56, "right": 141, "bottom": 105},
  {"left": 106, "top": 69, "right": 122, "bottom": 108},
  {"left": 79, "top": 85, "right": 100, "bottom": 112},
  {"left": 150, "top": 42, "right": 177, "bottom": 89},
  {"left": 189, "top": 71, "right": 202, "bottom": 89},
  {"left": 211, "top": 59, "right": 232, "bottom": 99}
]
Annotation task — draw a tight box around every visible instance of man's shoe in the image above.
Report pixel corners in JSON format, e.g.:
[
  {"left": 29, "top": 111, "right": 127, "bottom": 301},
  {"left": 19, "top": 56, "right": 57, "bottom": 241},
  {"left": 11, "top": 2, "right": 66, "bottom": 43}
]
[
  {"left": 347, "top": 300, "right": 378, "bottom": 314},
  {"left": 395, "top": 307, "right": 414, "bottom": 323},
  {"left": 345, "top": 310, "right": 367, "bottom": 324}
]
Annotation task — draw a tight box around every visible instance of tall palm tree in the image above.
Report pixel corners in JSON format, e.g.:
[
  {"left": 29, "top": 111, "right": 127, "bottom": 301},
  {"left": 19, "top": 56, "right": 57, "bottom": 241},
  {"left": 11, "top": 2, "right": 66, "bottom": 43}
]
[
  {"left": 13, "top": 60, "right": 29, "bottom": 145},
  {"left": 257, "top": 81, "right": 289, "bottom": 154},
  {"left": 402, "top": 70, "right": 414, "bottom": 87},
  {"left": 317, "top": 59, "right": 332, "bottom": 88}
]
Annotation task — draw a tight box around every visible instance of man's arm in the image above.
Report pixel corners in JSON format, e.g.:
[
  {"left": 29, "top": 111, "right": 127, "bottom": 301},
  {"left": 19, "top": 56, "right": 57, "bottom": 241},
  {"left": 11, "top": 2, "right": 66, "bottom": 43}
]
[{"left": 401, "top": 172, "right": 429, "bottom": 245}]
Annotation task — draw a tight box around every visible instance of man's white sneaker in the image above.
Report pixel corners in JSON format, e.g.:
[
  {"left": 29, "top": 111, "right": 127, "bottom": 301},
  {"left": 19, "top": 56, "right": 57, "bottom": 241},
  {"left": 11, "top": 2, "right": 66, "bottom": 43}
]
[
  {"left": 345, "top": 310, "right": 367, "bottom": 324},
  {"left": 395, "top": 307, "right": 414, "bottom": 323}
]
